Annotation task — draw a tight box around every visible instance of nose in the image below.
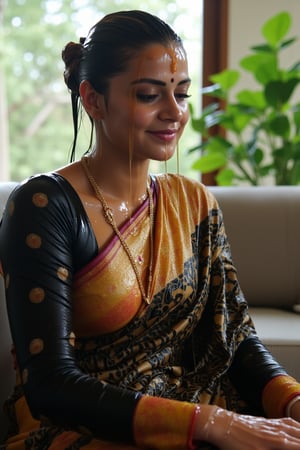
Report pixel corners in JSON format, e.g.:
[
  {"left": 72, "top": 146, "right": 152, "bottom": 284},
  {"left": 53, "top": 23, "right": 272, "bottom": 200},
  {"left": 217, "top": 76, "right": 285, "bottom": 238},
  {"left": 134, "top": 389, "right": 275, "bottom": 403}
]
[{"left": 159, "top": 95, "right": 184, "bottom": 121}]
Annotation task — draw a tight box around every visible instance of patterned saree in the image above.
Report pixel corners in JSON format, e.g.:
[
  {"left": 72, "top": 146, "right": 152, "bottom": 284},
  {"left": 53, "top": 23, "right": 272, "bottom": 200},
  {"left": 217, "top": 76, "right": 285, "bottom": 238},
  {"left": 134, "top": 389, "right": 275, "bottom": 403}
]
[
  {"left": 1, "top": 173, "right": 255, "bottom": 449},
  {"left": 72, "top": 174, "right": 253, "bottom": 401}
]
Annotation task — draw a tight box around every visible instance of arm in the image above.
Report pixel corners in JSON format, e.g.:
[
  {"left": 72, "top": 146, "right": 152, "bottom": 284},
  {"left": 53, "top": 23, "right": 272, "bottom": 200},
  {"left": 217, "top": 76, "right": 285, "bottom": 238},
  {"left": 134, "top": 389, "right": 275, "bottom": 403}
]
[
  {"left": 0, "top": 175, "right": 141, "bottom": 443},
  {"left": 228, "top": 334, "right": 290, "bottom": 415}
]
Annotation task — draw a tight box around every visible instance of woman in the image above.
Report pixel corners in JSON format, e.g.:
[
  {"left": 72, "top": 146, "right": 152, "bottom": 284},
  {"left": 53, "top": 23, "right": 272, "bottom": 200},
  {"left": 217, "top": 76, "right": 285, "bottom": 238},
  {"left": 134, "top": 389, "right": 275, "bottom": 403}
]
[{"left": 0, "top": 9, "right": 300, "bottom": 450}]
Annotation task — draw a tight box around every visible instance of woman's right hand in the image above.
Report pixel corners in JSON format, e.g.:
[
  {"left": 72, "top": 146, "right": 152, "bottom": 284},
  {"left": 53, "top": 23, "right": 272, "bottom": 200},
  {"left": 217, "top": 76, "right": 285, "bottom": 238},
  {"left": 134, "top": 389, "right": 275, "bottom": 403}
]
[{"left": 193, "top": 405, "right": 300, "bottom": 449}]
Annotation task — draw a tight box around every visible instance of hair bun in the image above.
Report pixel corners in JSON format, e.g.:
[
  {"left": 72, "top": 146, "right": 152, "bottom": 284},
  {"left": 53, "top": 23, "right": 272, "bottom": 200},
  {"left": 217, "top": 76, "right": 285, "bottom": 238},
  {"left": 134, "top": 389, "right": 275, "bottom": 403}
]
[{"left": 62, "top": 41, "right": 84, "bottom": 93}]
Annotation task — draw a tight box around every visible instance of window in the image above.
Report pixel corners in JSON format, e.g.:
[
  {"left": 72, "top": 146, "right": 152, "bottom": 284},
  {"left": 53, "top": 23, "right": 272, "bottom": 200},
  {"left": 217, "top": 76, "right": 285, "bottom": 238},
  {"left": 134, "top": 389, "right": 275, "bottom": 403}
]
[{"left": 1, "top": 1, "right": 203, "bottom": 181}]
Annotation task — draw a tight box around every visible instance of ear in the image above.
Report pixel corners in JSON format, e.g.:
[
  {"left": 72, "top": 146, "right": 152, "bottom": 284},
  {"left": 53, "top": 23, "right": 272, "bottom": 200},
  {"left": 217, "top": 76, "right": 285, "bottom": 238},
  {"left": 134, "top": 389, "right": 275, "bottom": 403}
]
[{"left": 79, "top": 80, "right": 106, "bottom": 120}]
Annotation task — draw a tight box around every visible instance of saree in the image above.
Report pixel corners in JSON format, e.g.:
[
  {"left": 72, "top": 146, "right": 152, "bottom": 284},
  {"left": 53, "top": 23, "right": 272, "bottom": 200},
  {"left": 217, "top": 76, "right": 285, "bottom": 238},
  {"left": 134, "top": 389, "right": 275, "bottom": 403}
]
[
  {"left": 0, "top": 173, "right": 255, "bottom": 449},
  {"left": 71, "top": 174, "right": 253, "bottom": 401}
]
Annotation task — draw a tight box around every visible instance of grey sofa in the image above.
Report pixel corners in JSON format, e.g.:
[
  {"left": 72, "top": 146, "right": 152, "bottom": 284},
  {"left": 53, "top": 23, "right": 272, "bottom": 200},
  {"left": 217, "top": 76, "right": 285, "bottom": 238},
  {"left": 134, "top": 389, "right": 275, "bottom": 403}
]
[
  {"left": 0, "top": 182, "right": 300, "bottom": 442},
  {"left": 209, "top": 186, "right": 300, "bottom": 381}
]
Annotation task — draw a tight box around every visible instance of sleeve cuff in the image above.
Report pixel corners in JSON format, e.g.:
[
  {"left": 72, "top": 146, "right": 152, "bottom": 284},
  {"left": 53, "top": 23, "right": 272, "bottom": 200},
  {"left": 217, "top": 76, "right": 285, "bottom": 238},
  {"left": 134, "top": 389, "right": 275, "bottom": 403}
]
[
  {"left": 133, "top": 395, "right": 197, "bottom": 450},
  {"left": 262, "top": 375, "right": 300, "bottom": 417}
]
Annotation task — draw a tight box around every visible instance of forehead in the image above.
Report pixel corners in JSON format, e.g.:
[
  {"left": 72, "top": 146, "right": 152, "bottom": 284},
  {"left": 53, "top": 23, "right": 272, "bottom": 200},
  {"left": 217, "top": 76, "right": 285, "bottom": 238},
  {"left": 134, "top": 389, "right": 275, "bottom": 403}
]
[{"left": 127, "top": 43, "right": 189, "bottom": 77}]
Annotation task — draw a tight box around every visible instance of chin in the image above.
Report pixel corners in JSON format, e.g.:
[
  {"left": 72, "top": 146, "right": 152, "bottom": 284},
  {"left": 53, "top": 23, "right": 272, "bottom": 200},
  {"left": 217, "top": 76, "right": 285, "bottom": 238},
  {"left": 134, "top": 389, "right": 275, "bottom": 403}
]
[{"left": 155, "top": 146, "right": 176, "bottom": 161}]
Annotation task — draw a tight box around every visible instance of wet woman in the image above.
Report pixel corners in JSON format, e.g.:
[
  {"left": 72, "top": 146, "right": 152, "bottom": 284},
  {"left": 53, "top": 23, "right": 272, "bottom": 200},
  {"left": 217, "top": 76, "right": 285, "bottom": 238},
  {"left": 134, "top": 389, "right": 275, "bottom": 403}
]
[{"left": 0, "top": 9, "right": 300, "bottom": 450}]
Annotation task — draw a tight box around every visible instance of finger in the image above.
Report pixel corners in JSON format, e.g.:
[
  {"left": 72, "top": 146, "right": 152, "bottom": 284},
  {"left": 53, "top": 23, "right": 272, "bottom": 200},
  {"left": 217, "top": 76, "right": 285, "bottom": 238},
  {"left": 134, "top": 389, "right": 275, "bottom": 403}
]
[
  {"left": 279, "top": 418, "right": 300, "bottom": 440},
  {"left": 225, "top": 415, "right": 300, "bottom": 449}
]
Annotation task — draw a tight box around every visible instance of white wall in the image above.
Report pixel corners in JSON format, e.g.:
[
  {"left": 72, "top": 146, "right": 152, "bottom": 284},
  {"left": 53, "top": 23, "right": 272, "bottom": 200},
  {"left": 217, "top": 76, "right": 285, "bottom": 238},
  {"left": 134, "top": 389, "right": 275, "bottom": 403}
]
[{"left": 228, "top": 0, "right": 300, "bottom": 91}]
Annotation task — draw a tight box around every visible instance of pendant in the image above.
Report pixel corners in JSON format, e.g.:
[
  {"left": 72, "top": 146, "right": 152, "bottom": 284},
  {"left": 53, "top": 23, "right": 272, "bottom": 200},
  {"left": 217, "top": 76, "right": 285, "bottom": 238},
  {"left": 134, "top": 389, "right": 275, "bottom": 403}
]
[
  {"left": 137, "top": 255, "right": 144, "bottom": 265},
  {"left": 130, "top": 226, "right": 138, "bottom": 236}
]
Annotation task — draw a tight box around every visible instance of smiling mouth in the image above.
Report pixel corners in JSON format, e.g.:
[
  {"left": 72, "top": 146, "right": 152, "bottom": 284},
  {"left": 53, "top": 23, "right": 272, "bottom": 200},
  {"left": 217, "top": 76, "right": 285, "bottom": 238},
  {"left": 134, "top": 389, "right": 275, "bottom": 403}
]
[{"left": 148, "top": 130, "right": 178, "bottom": 142}]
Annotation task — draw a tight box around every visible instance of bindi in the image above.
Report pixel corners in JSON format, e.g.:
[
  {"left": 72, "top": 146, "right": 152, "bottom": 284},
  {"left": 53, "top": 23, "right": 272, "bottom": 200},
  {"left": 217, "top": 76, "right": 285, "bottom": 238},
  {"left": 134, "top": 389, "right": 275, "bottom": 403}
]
[{"left": 170, "top": 77, "right": 174, "bottom": 83}]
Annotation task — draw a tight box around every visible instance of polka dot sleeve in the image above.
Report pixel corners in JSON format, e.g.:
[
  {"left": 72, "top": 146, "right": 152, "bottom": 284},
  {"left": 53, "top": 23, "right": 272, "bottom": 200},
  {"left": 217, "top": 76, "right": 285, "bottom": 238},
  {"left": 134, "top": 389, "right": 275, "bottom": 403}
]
[{"left": 0, "top": 174, "right": 142, "bottom": 444}]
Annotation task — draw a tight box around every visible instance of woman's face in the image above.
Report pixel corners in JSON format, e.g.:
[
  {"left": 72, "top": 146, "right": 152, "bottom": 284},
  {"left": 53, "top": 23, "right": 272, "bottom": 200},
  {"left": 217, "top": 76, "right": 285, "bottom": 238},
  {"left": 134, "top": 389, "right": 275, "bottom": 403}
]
[{"left": 99, "top": 43, "right": 191, "bottom": 163}]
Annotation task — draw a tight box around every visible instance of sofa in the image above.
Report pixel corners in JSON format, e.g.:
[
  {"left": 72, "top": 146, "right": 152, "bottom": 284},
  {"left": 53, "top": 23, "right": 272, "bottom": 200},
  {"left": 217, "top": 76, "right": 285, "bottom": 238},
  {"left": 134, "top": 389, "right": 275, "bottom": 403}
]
[
  {"left": 0, "top": 181, "right": 300, "bottom": 442},
  {"left": 209, "top": 186, "right": 300, "bottom": 382}
]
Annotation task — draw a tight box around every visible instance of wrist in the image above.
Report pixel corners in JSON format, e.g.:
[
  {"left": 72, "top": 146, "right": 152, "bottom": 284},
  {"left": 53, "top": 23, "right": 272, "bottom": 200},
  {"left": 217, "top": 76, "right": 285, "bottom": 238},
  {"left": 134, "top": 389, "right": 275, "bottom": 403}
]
[{"left": 192, "top": 405, "right": 228, "bottom": 445}]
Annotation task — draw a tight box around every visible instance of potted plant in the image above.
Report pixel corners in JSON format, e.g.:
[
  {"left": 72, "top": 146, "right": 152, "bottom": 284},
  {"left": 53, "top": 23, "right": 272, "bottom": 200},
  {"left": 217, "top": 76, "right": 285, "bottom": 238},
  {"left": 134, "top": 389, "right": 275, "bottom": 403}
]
[{"left": 189, "top": 11, "right": 300, "bottom": 185}]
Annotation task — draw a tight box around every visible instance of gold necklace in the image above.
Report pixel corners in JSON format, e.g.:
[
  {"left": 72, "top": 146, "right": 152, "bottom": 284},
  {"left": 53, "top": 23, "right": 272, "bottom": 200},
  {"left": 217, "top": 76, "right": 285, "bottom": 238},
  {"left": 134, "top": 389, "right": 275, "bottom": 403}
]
[{"left": 81, "top": 156, "right": 154, "bottom": 305}]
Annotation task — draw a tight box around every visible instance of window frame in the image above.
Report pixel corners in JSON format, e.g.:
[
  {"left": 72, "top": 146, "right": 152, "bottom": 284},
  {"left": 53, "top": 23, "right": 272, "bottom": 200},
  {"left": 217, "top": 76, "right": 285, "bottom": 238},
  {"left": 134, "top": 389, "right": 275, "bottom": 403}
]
[{"left": 202, "top": 0, "right": 228, "bottom": 185}]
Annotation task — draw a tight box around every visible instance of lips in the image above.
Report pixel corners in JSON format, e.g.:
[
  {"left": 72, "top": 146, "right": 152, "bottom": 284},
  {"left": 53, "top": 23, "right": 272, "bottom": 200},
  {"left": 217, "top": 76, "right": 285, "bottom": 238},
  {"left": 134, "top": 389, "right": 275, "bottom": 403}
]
[{"left": 148, "top": 129, "right": 178, "bottom": 142}]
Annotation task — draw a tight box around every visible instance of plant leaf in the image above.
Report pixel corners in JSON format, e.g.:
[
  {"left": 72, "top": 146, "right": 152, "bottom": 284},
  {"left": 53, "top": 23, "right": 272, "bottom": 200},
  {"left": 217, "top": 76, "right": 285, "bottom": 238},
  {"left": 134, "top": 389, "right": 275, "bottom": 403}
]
[
  {"left": 251, "top": 44, "right": 273, "bottom": 53},
  {"left": 190, "top": 116, "right": 206, "bottom": 133},
  {"left": 210, "top": 69, "right": 240, "bottom": 91},
  {"left": 221, "top": 110, "right": 252, "bottom": 133},
  {"left": 204, "top": 136, "right": 232, "bottom": 152},
  {"left": 255, "top": 59, "right": 279, "bottom": 84},
  {"left": 192, "top": 152, "right": 227, "bottom": 172},
  {"left": 236, "top": 90, "right": 266, "bottom": 109},
  {"left": 215, "top": 168, "right": 235, "bottom": 185},
  {"left": 291, "top": 162, "right": 300, "bottom": 184},
  {"left": 253, "top": 148, "right": 264, "bottom": 165},
  {"left": 280, "top": 37, "right": 297, "bottom": 50},
  {"left": 240, "top": 53, "right": 278, "bottom": 84},
  {"left": 262, "top": 11, "right": 291, "bottom": 48},
  {"left": 240, "top": 53, "right": 275, "bottom": 72},
  {"left": 187, "top": 144, "right": 201, "bottom": 154},
  {"left": 265, "top": 78, "right": 299, "bottom": 107},
  {"left": 293, "top": 106, "right": 300, "bottom": 134},
  {"left": 269, "top": 114, "right": 290, "bottom": 137}
]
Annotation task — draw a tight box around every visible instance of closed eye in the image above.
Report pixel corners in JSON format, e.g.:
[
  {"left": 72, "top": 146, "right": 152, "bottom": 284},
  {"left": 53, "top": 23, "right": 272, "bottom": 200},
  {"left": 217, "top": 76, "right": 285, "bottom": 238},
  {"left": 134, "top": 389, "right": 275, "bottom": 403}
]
[
  {"left": 136, "top": 93, "right": 158, "bottom": 103},
  {"left": 176, "top": 93, "right": 191, "bottom": 101},
  {"left": 136, "top": 93, "right": 191, "bottom": 103}
]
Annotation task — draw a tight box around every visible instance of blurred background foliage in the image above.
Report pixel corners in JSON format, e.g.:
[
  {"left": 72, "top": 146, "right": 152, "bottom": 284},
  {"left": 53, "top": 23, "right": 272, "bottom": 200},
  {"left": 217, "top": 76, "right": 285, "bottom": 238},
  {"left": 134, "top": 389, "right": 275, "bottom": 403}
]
[{"left": 1, "top": 0, "right": 201, "bottom": 181}]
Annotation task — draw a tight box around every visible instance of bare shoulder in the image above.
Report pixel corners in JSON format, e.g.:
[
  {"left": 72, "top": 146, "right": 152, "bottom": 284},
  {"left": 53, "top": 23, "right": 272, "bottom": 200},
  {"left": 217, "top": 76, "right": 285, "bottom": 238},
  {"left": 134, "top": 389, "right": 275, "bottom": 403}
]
[{"left": 56, "top": 160, "right": 90, "bottom": 195}]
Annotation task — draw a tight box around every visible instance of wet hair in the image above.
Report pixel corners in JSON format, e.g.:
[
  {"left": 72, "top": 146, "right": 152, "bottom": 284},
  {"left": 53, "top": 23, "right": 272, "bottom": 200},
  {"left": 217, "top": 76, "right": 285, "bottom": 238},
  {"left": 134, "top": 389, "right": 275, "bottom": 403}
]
[{"left": 61, "top": 10, "right": 183, "bottom": 161}]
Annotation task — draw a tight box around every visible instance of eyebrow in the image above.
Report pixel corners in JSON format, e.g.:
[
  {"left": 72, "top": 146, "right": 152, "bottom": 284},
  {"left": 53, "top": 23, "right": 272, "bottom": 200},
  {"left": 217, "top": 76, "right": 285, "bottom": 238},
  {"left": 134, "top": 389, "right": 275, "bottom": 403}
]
[{"left": 131, "top": 77, "right": 191, "bottom": 86}]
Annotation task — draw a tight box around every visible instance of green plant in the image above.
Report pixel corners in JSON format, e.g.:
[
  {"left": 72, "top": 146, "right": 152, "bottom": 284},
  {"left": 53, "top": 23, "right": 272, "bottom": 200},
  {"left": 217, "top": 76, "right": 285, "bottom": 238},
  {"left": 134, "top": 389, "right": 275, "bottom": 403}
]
[{"left": 189, "top": 11, "right": 300, "bottom": 185}]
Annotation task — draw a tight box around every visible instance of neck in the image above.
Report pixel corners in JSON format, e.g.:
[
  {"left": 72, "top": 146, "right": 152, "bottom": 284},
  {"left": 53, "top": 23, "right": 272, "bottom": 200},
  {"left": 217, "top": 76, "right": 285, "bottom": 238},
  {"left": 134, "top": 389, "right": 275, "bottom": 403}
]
[
  {"left": 84, "top": 155, "right": 149, "bottom": 216},
  {"left": 81, "top": 154, "right": 154, "bottom": 305},
  {"left": 83, "top": 152, "right": 151, "bottom": 206}
]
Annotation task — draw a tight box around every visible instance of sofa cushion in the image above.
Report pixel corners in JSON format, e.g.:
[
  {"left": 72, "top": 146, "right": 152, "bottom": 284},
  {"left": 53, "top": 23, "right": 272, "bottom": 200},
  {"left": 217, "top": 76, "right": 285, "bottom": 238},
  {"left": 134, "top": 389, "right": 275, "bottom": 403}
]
[
  {"left": 250, "top": 307, "right": 300, "bottom": 380},
  {"left": 209, "top": 186, "right": 300, "bottom": 310}
]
